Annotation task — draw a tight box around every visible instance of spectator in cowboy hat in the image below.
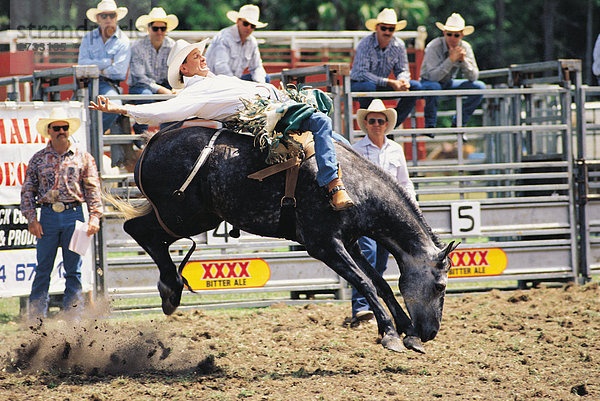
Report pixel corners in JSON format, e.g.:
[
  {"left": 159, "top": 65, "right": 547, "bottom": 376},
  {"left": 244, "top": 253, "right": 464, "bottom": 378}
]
[
  {"left": 419, "top": 13, "right": 486, "bottom": 130},
  {"left": 204, "top": 4, "right": 270, "bottom": 83},
  {"left": 21, "top": 108, "right": 103, "bottom": 320},
  {"left": 349, "top": 99, "right": 416, "bottom": 325},
  {"left": 78, "top": 0, "right": 131, "bottom": 167},
  {"left": 128, "top": 7, "right": 181, "bottom": 136},
  {"left": 350, "top": 8, "right": 422, "bottom": 128}
]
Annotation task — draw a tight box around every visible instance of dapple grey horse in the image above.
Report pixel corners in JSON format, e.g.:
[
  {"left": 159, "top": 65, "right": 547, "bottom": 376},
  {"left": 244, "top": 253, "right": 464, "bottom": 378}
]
[{"left": 112, "top": 126, "right": 458, "bottom": 353}]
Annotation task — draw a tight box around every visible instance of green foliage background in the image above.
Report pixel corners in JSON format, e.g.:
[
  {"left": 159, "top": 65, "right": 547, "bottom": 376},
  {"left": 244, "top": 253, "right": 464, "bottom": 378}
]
[{"left": 2, "top": 0, "right": 600, "bottom": 83}]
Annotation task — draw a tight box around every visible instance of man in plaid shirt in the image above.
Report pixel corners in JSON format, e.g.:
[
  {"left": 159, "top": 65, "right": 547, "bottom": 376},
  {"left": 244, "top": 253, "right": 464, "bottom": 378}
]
[{"left": 21, "top": 109, "right": 103, "bottom": 320}]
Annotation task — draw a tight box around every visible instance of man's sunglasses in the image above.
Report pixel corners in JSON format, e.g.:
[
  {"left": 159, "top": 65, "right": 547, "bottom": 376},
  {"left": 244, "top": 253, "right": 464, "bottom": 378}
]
[
  {"left": 367, "top": 118, "right": 387, "bottom": 126},
  {"left": 51, "top": 124, "right": 69, "bottom": 132},
  {"left": 151, "top": 26, "right": 167, "bottom": 32},
  {"left": 99, "top": 13, "right": 117, "bottom": 20},
  {"left": 242, "top": 20, "right": 256, "bottom": 29},
  {"left": 445, "top": 32, "right": 462, "bottom": 38},
  {"left": 379, "top": 26, "right": 396, "bottom": 33}
]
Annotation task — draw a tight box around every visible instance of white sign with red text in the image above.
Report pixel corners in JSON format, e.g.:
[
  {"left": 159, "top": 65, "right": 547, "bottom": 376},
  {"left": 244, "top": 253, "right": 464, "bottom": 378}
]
[{"left": 0, "top": 102, "right": 94, "bottom": 298}]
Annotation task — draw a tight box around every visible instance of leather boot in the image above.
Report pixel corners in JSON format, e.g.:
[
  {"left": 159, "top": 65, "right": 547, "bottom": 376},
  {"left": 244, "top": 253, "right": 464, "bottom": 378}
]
[{"left": 327, "top": 178, "right": 354, "bottom": 211}]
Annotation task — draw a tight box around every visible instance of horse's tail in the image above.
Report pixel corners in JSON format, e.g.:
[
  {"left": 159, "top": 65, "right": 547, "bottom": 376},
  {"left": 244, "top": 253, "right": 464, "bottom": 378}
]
[{"left": 102, "top": 190, "right": 152, "bottom": 221}]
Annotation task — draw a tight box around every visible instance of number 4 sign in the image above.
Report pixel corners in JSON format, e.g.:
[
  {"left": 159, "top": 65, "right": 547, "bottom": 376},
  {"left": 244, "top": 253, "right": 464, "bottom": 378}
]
[{"left": 451, "top": 202, "right": 481, "bottom": 236}]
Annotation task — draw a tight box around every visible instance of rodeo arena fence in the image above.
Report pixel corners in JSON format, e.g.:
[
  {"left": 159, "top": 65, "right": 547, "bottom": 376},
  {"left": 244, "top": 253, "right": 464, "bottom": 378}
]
[{"left": 0, "top": 28, "right": 598, "bottom": 314}]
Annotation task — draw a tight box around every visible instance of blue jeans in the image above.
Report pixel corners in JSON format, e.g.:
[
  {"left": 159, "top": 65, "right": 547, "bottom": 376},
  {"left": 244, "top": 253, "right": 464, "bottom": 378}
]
[
  {"left": 128, "top": 84, "right": 183, "bottom": 135},
  {"left": 299, "top": 112, "right": 339, "bottom": 186},
  {"left": 99, "top": 80, "right": 128, "bottom": 167},
  {"left": 29, "top": 205, "right": 85, "bottom": 318},
  {"left": 351, "top": 80, "right": 422, "bottom": 127},
  {"left": 241, "top": 73, "right": 271, "bottom": 83},
  {"left": 420, "top": 79, "right": 486, "bottom": 128},
  {"left": 352, "top": 236, "right": 390, "bottom": 316}
]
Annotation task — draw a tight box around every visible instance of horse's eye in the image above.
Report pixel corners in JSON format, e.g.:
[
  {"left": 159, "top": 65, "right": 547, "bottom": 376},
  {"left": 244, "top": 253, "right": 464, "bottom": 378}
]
[{"left": 435, "top": 283, "right": 446, "bottom": 293}]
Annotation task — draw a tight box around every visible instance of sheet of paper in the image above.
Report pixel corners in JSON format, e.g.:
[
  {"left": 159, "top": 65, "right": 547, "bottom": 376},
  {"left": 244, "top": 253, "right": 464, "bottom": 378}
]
[{"left": 68, "top": 220, "right": 93, "bottom": 256}]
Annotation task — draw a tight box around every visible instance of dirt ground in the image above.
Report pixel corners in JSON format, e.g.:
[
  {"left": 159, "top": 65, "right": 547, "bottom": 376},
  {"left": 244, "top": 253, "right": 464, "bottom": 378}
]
[{"left": 0, "top": 283, "right": 598, "bottom": 401}]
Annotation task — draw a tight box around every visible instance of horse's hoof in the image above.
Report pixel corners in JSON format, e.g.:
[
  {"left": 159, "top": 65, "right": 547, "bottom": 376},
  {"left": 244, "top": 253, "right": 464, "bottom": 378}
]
[
  {"left": 403, "top": 335, "right": 426, "bottom": 354},
  {"left": 157, "top": 281, "right": 182, "bottom": 315},
  {"left": 381, "top": 334, "right": 405, "bottom": 353}
]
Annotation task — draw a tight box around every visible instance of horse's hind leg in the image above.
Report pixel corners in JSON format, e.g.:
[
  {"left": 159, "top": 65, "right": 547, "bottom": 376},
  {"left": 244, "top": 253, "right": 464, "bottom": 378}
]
[
  {"left": 124, "top": 213, "right": 183, "bottom": 314},
  {"left": 304, "top": 238, "right": 404, "bottom": 353}
]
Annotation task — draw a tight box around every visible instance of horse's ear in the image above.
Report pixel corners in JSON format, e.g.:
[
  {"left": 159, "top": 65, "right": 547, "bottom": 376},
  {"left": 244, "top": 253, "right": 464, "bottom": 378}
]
[{"left": 440, "top": 241, "right": 460, "bottom": 261}]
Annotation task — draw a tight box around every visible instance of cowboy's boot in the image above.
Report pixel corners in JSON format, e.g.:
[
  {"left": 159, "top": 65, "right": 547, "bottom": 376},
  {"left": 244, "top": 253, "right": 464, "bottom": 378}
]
[{"left": 328, "top": 178, "right": 354, "bottom": 211}]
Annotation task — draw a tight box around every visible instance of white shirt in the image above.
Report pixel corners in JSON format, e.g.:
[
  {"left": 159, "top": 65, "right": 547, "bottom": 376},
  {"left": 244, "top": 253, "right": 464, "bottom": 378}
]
[
  {"left": 124, "top": 73, "right": 279, "bottom": 125},
  {"left": 205, "top": 25, "right": 267, "bottom": 83},
  {"left": 353, "top": 135, "right": 416, "bottom": 199}
]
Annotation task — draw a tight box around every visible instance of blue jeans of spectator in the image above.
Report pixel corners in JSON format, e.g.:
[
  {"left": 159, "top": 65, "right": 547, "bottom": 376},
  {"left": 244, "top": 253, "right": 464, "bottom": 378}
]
[
  {"left": 241, "top": 73, "right": 271, "bottom": 83},
  {"left": 99, "top": 80, "right": 128, "bottom": 167},
  {"left": 352, "top": 236, "right": 389, "bottom": 316},
  {"left": 351, "top": 80, "right": 422, "bottom": 128},
  {"left": 128, "top": 84, "right": 183, "bottom": 136},
  {"left": 420, "top": 79, "right": 486, "bottom": 128},
  {"left": 29, "top": 205, "right": 85, "bottom": 318},
  {"left": 299, "top": 112, "right": 339, "bottom": 187}
]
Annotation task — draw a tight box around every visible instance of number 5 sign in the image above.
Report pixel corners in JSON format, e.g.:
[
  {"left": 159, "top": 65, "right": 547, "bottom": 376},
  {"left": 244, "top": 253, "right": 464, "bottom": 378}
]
[{"left": 451, "top": 202, "right": 481, "bottom": 236}]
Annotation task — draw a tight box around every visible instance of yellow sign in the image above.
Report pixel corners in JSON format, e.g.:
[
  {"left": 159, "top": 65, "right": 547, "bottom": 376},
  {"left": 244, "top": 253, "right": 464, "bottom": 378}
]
[
  {"left": 182, "top": 258, "right": 271, "bottom": 290},
  {"left": 448, "top": 248, "right": 507, "bottom": 278}
]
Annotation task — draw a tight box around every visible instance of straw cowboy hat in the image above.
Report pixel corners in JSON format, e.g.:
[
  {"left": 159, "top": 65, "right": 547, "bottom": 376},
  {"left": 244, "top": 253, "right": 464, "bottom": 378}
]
[
  {"left": 226, "top": 4, "right": 268, "bottom": 29},
  {"left": 365, "top": 8, "right": 407, "bottom": 32},
  {"left": 135, "top": 7, "right": 179, "bottom": 32},
  {"left": 167, "top": 39, "right": 210, "bottom": 89},
  {"left": 86, "top": 0, "right": 128, "bottom": 23},
  {"left": 36, "top": 108, "right": 81, "bottom": 138},
  {"left": 356, "top": 99, "right": 397, "bottom": 136},
  {"left": 435, "top": 13, "right": 474, "bottom": 35}
]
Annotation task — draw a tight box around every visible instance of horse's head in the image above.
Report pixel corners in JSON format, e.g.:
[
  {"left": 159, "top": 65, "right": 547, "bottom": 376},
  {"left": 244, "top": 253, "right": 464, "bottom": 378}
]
[{"left": 398, "top": 241, "right": 459, "bottom": 343}]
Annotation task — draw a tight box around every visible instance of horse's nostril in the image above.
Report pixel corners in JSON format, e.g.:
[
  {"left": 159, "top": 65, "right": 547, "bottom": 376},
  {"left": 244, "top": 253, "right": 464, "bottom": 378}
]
[{"left": 435, "top": 283, "right": 446, "bottom": 292}]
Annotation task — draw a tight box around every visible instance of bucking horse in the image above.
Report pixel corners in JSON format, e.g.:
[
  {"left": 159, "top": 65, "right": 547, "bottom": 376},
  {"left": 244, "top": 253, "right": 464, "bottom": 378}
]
[{"left": 109, "top": 125, "right": 458, "bottom": 354}]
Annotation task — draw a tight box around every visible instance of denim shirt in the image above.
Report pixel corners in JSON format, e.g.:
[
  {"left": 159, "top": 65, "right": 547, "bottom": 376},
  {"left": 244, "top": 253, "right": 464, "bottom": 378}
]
[
  {"left": 78, "top": 27, "right": 131, "bottom": 82},
  {"left": 350, "top": 32, "right": 411, "bottom": 86}
]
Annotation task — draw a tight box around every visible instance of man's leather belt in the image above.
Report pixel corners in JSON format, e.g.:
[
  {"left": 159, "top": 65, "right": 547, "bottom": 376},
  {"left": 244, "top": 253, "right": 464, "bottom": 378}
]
[
  {"left": 41, "top": 201, "right": 81, "bottom": 212},
  {"left": 100, "top": 76, "right": 121, "bottom": 86}
]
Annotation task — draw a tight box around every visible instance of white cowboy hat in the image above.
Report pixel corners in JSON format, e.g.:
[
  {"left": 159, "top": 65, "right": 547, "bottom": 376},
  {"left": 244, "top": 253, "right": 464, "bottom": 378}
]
[
  {"left": 135, "top": 7, "right": 179, "bottom": 33},
  {"left": 365, "top": 8, "right": 407, "bottom": 32},
  {"left": 36, "top": 108, "right": 81, "bottom": 138},
  {"left": 226, "top": 4, "right": 268, "bottom": 29},
  {"left": 435, "top": 13, "right": 474, "bottom": 35},
  {"left": 167, "top": 39, "right": 210, "bottom": 89},
  {"left": 357, "top": 99, "right": 397, "bottom": 136},
  {"left": 86, "top": 0, "right": 128, "bottom": 23}
]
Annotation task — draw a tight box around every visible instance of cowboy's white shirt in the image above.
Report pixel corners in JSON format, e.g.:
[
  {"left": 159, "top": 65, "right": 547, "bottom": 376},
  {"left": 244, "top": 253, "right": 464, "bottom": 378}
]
[{"left": 124, "top": 73, "right": 279, "bottom": 125}]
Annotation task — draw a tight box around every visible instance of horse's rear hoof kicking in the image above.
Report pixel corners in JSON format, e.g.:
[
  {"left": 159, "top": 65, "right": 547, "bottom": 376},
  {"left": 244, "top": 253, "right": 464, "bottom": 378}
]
[{"left": 158, "top": 280, "right": 183, "bottom": 315}]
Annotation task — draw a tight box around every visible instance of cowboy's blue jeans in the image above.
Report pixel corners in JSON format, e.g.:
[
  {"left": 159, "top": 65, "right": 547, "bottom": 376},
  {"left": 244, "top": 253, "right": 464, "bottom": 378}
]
[
  {"left": 241, "top": 73, "right": 271, "bottom": 83},
  {"left": 29, "top": 205, "right": 84, "bottom": 318},
  {"left": 352, "top": 236, "right": 389, "bottom": 316},
  {"left": 128, "top": 84, "right": 182, "bottom": 135},
  {"left": 420, "top": 78, "right": 486, "bottom": 128},
  {"left": 299, "top": 112, "right": 339, "bottom": 187},
  {"left": 350, "top": 80, "right": 422, "bottom": 127},
  {"left": 99, "top": 80, "right": 127, "bottom": 167}
]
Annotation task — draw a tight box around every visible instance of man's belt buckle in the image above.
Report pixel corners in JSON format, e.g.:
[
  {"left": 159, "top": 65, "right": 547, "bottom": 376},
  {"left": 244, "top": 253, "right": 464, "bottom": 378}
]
[{"left": 52, "top": 202, "right": 65, "bottom": 213}]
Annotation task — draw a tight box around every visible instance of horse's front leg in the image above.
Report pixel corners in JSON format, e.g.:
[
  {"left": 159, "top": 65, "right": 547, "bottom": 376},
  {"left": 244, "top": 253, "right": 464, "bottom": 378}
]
[
  {"left": 124, "top": 213, "right": 183, "bottom": 315},
  {"left": 347, "top": 242, "right": 425, "bottom": 353},
  {"left": 304, "top": 238, "right": 404, "bottom": 353}
]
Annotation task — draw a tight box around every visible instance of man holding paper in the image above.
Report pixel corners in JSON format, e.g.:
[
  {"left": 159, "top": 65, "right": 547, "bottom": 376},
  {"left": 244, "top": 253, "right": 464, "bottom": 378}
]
[{"left": 20, "top": 108, "right": 103, "bottom": 320}]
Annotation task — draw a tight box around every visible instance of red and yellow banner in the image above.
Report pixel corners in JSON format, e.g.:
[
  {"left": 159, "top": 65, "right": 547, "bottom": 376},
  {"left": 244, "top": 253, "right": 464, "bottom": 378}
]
[
  {"left": 448, "top": 248, "right": 507, "bottom": 278},
  {"left": 182, "top": 258, "right": 271, "bottom": 290}
]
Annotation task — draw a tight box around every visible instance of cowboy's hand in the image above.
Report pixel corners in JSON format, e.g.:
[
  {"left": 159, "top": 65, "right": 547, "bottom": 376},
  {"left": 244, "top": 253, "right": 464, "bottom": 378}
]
[
  {"left": 28, "top": 220, "right": 43, "bottom": 239},
  {"left": 449, "top": 47, "right": 466, "bottom": 62},
  {"left": 388, "top": 79, "right": 410, "bottom": 92},
  {"left": 89, "top": 95, "right": 125, "bottom": 114},
  {"left": 86, "top": 221, "right": 100, "bottom": 236},
  {"left": 156, "top": 86, "right": 175, "bottom": 95}
]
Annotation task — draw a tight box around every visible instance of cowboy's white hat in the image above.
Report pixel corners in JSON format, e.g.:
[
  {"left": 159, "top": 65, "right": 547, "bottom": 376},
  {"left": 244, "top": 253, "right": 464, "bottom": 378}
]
[
  {"left": 86, "top": 0, "right": 128, "bottom": 23},
  {"left": 226, "top": 4, "right": 268, "bottom": 29},
  {"left": 167, "top": 39, "right": 210, "bottom": 89},
  {"left": 36, "top": 108, "right": 81, "bottom": 138},
  {"left": 365, "top": 8, "right": 407, "bottom": 32},
  {"left": 435, "top": 13, "right": 474, "bottom": 35},
  {"left": 135, "top": 7, "right": 179, "bottom": 33},
  {"left": 357, "top": 99, "right": 397, "bottom": 136}
]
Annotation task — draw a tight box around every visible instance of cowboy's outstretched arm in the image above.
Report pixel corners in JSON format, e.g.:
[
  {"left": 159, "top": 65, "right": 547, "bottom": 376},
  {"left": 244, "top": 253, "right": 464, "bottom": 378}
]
[{"left": 89, "top": 95, "right": 127, "bottom": 115}]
